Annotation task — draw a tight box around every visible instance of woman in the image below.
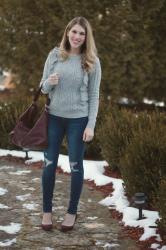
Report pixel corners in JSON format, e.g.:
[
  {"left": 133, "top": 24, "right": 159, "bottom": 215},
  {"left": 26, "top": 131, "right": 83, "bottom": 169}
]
[{"left": 39, "top": 16, "right": 101, "bottom": 232}]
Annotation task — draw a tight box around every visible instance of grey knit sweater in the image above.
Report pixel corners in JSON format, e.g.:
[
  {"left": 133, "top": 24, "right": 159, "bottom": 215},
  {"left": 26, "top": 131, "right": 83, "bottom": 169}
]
[{"left": 39, "top": 47, "right": 101, "bottom": 130}]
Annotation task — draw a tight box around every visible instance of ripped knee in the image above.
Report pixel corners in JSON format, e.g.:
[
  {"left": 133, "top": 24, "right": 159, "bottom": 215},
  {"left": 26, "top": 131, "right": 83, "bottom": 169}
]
[
  {"left": 69, "top": 161, "right": 80, "bottom": 172},
  {"left": 44, "top": 155, "right": 53, "bottom": 168}
]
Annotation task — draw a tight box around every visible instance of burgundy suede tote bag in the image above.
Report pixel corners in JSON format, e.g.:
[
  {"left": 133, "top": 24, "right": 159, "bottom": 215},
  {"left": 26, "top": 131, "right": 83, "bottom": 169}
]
[{"left": 9, "top": 85, "right": 50, "bottom": 150}]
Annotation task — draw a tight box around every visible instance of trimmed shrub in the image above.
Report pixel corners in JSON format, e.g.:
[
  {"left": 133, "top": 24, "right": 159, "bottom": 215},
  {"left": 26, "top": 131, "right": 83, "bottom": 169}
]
[
  {"left": 119, "top": 111, "right": 166, "bottom": 204},
  {"left": 97, "top": 105, "right": 138, "bottom": 170},
  {"left": 157, "top": 178, "right": 166, "bottom": 238},
  {"left": 97, "top": 105, "right": 166, "bottom": 233}
]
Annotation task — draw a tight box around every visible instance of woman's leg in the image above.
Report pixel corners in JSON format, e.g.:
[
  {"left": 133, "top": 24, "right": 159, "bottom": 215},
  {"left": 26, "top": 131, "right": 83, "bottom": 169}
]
[
  {"left": 41, "top": 114, "right": 65, "bottom": 213},
  {"left": 66, "top": 116, "right": 88, "bottom": 214}
]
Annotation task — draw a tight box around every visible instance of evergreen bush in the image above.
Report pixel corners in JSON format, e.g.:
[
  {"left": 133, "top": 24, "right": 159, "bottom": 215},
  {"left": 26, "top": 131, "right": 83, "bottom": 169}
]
[
  {"left": 97, "top": 105, "right": 138, "bottom": 170},
  {"left": 157, "top": 178, "right": 166, "bottom": 239},
  {"left": 119, "top": 111, "right": 166, "bottom": 204}
]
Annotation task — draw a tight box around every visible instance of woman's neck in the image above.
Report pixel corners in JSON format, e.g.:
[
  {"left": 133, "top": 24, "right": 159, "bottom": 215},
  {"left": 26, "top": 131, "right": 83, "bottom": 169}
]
[{"left": 68, "top": 48, "right": 81, "bottom": 55}]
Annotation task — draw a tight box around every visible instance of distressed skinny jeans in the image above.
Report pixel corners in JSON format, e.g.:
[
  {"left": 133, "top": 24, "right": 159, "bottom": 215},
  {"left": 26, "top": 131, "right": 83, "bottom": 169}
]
[{"left": 41, "top": 114, "right": 88, "bottom": 214}]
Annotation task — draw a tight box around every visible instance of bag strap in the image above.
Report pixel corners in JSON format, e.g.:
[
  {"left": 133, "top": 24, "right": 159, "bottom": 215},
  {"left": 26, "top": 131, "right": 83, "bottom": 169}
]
[
  {"left": 33, "top": 84, "right": 50, "bottom": 106},
  {"left": 33, "top": 85, "right": 42, "bottom": 102}
]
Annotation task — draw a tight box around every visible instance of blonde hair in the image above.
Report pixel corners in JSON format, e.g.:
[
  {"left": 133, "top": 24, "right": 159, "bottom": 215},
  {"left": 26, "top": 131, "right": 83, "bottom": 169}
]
[{"left": 59, "top": 16, "right": 98, "bottom": 72}]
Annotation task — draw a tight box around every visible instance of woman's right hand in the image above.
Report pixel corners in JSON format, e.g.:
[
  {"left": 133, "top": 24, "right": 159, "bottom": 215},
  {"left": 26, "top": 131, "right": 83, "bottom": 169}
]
[{"left": 47, "top": 73, "right": 60, "bottom": 85}]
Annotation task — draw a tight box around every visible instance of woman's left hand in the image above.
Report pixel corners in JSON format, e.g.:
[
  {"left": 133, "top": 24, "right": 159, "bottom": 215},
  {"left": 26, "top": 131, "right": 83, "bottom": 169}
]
[{"left": 83, "top": 127, "right": 94, "bottom": 142}]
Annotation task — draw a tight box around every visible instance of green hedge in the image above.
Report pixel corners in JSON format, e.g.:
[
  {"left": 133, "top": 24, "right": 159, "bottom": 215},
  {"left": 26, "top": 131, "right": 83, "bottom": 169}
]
[
  {"left": 119, "top": 112, "right": 166, "bottom": 203},
  {"left": 157, "top": 178, "right": 166, "bottom": 240},
  {"left": 97, "top": 105, "right": 166, "bottom": 233},
  {"left": 97, "top": 106, "right": 138, "bottom": 170},
  {"left": 98, "top": 106, "right": 166, "bottom": 197}
]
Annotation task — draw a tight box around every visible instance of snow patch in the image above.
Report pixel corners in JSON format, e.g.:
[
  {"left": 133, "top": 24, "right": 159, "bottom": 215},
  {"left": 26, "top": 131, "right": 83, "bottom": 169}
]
[
  {"left": 0, "top": 238, "right": 16, "bottom": 247},
  {"left": 9, "top": 170, "right": 31, "bottom": 175},
  {"left": 0, "top": 203, "right": 10, "bottom": 209},
  {"left": 16, "top": 193, "right": 31, "bottom": 201},
  {"left": 0, "top": 187, "right": 8, "bottom": 196},
  {"left": 0, "top": 222, "right": 21, "bottom": 234},
  {"left": 22, "top": 202, "right": 39, "bottom": 210}
]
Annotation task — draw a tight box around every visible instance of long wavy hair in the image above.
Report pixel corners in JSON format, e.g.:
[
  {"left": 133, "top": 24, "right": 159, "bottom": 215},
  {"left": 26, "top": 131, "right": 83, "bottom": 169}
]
[{"left": 59, "top": 16, "right": 98, "bottom": 72}]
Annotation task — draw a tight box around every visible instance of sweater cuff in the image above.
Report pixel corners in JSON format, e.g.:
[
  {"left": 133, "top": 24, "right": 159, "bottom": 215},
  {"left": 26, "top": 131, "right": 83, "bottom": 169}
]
[
  {"left": 41, "top": 79, "right": 53, "bottom": 94},
  {"left": 86, "top": 119, "right": 96, "bottom": 131}
]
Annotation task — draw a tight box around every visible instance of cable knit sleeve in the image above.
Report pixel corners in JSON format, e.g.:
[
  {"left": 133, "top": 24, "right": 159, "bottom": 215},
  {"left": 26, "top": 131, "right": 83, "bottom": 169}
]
[
  {"left": 86, "top": 57, "right": 102, "bottom": 130},
  {"left": 39, "top": 52, "right": 54, "bottom": 94}
]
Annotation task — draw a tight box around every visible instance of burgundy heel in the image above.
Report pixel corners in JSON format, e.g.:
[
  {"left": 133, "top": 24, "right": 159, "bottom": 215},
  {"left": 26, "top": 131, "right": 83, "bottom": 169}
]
[
  {"left": 41, "top": 216, "right": 53, "bottom": 231},
  {"left": 41, "top": 223, "right": 53, "bottom": 231},
  {"left": 61, "top": 214, "right": 78, "bottom": 232}
]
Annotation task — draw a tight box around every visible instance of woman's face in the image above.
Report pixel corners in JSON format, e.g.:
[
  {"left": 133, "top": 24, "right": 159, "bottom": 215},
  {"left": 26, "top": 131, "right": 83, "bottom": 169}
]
[{"left": 67, "top": 24, "right": 86, "bottom": 51}]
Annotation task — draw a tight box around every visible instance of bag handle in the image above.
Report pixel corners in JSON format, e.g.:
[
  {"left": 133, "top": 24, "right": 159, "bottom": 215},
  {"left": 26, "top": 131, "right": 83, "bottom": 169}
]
[{"left": 33, "top": 84, "right": 50, "bottom": 106}]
